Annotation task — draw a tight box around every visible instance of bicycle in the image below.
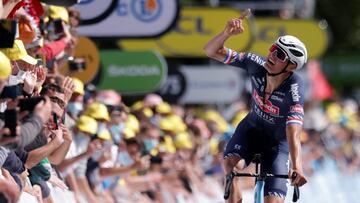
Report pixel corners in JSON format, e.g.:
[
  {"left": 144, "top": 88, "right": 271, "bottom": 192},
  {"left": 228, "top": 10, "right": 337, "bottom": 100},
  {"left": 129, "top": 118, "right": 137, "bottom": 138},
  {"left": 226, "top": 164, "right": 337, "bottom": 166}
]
[{"left": 224, "top": 154, "right": 300, "bottom": 203}]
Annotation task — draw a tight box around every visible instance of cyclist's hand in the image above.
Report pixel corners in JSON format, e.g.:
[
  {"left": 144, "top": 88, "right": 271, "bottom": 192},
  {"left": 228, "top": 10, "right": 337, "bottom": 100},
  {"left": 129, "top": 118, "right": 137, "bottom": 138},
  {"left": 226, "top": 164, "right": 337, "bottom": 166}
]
[
  {"left": 289, "top": 169, "right": 307, "bottom": 187},
  {"left": 224, "top": 9, "right": 251, "bottom": 36}
]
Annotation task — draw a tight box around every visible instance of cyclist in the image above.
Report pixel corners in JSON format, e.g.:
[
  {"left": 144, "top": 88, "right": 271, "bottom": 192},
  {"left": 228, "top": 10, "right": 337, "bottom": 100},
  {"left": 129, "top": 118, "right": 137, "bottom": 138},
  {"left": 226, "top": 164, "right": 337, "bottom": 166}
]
[{"left": 204, "top": 10, "right": 308, "bottom": 203}]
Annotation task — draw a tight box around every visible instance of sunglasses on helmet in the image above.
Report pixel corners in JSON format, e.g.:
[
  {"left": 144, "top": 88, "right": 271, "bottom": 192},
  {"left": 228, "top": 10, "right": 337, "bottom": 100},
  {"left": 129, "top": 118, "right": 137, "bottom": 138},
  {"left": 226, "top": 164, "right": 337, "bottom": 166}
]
[{"left": 269, "top": 44, "right": 289, "bottom": 62}]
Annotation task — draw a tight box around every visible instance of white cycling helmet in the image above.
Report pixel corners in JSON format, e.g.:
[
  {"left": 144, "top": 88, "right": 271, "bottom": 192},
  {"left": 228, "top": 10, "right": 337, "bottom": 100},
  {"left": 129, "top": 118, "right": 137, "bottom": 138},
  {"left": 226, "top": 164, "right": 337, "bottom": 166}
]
[{"left": 275, "top": 35, "right": 307, "bottom": 70}]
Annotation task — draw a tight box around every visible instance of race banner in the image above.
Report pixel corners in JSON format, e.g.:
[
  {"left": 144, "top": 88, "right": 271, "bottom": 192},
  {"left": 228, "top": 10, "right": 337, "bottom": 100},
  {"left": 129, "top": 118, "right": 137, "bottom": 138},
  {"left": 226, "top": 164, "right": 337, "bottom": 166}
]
[
  {"left": 178, "top": 66, "right": 244, "bottom": 104},
  {"left": 118, "top": 7, "right": 253, "bottom": 57},
  {"left": 74, "top": 0, "right": 179, "bottom": 37},
  {"left": 249, "top": 18, "right": 329, "bottom": 59}
]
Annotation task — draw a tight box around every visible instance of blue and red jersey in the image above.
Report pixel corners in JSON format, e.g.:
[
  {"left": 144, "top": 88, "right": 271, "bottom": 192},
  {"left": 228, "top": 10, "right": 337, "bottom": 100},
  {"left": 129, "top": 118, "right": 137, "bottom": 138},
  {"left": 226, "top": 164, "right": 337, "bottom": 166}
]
[{"left": 224, "top": 49, "right": 305, "bottom": 141}]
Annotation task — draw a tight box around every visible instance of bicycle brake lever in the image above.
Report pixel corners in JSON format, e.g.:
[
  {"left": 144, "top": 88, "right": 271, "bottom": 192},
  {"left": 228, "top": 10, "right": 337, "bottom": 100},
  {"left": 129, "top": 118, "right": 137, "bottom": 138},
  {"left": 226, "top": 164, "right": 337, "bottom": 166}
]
[
  {"left": 291, "top": 172, "right": 300, "bottom": 202},
  {"left": 292, "top": 185, "right": 300, "bottom": 202},
  {"left": 224, "top": 171, "right": 235, "bottom": 200}
]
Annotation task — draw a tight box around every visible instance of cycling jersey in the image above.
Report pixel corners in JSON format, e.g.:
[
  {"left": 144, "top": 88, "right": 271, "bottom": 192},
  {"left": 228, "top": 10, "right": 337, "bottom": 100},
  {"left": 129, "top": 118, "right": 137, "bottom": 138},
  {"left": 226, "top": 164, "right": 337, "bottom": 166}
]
[
  {"left": 223, "top": 49, "right": 305, "bottom": 197},
  {"left": 225, "top": 49, "right": 305, "bottom": 141}
]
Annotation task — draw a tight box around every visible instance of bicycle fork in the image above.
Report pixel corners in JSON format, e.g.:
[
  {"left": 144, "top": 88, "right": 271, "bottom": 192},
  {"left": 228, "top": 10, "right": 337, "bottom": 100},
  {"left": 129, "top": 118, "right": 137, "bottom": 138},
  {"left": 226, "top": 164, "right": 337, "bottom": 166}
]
[{"left": 254, "top": 178, "right": 265, "bottom": 203}]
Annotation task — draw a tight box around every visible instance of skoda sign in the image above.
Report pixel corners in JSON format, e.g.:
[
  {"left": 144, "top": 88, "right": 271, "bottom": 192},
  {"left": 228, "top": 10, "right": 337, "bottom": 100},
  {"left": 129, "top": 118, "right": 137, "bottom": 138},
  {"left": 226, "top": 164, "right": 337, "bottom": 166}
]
[{"left": 99, "top": 51, "right": 167, "bottom": 93}]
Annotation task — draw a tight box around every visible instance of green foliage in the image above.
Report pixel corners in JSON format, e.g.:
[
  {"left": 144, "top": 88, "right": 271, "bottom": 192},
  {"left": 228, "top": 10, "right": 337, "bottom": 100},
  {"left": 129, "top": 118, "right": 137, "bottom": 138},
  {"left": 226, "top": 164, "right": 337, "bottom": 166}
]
[{"left": 316, "top": 0, "right": 360, "bottom": 54}]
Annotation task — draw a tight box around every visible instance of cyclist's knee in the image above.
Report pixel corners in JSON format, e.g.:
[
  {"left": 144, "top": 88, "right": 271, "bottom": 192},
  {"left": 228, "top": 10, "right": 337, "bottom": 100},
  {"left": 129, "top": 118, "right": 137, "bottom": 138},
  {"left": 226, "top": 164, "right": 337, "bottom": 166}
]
[{"left": 264, "top": 195, "right": 285, "bottom": 203}]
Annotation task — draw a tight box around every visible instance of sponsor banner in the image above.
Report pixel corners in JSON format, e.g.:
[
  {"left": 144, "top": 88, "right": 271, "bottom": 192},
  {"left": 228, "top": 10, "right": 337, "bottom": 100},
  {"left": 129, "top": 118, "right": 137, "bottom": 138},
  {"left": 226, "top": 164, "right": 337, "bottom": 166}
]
[
  {"left": 75, "top": 0, "right": 179, "bottom": 37},
  {"left": 59, "top": 37, "right": 100, "bottom": 84},
  {"left": 178, "top": 66, "right": 244, "bottom": 104},
  {"left": 249, "top": 18, "right": 329, "bottom": 59},
  {"left": 118, "top": 7, "right": 253, "bottom": 57},
  {"left": 99, "top": 51, "right": 167, "bottom": 93},
  {"left": 157, "top": 68, "right": 187, "bottom": 103}
]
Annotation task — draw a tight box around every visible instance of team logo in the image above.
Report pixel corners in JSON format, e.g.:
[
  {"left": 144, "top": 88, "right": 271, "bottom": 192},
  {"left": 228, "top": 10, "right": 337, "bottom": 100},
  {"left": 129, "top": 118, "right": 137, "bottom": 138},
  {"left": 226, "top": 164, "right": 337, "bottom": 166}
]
[
  {"left": 132, "top": 0, "right": 162, "bottom": 22},
  {"left": 290, "top": 104, "right": 304, "bottom": 114},
  {"left": 290, "top": 83, "right": 300, "bottom": 102},
  {"left": 253, "top": 90, "right": 280, "bottom": 115},
  {"left": 270, "top": 95, "right": 283, "bottom": 102}
]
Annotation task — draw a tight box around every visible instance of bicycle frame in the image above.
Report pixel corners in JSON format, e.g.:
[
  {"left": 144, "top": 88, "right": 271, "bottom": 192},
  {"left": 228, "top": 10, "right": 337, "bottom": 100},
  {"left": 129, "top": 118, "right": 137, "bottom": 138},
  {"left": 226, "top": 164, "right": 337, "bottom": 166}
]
[{"left": 254, "top": 179, "right": 265, "bottom": 203}]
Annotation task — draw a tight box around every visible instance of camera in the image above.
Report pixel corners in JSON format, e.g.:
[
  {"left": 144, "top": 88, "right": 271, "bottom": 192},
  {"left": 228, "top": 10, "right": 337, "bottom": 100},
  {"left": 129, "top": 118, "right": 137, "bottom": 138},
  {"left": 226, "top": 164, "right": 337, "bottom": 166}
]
[
  {"left": 4, "top": 109, "right": 17, "bottom": 138},
  {"left": 0, "top": 19, "right": 17, "bottom": 48},
  {"left": 18, "top": 97, "right": 46, "bottom": 112},
  {"left": 53, "top": 19, "right": 64, "bottom": 34},
  {"left": 68, "top": 57, "right": 86, "bottom": 71}
]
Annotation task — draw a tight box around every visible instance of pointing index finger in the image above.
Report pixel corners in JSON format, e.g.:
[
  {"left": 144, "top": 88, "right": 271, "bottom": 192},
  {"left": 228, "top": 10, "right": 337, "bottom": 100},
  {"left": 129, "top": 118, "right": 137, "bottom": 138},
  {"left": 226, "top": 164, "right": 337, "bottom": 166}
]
[{"left": 239, "top": 8, "right": 251, "bottom": 19}]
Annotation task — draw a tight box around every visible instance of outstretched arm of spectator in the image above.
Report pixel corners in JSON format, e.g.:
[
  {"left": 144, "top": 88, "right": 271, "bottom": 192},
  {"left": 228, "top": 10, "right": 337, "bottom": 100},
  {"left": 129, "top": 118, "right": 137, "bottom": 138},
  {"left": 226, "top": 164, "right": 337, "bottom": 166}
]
[
  {"left": 57, "top": 140, "right": 102, "bottom": 172},
  {"left": 25, "top": 130, "right": 63, "bottom": 169},
  {"left": 17, "top": 98, "right": 52, "bottom": 148},
  {"left": 48, "top": 125, "right": 72, "bottom": 165}
]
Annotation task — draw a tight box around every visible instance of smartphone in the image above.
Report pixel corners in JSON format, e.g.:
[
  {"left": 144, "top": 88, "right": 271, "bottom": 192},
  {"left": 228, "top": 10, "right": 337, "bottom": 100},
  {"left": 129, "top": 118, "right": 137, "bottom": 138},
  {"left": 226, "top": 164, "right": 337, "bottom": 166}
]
[
  {"left": 53, "top": 113, "right": 59, "bottom": 130},
  {"left": 18, "top": 97, "right": 46, "bottom": 112},
  {"left": 0, "top": 19, "right": 17, "bottom": 48},
  {"left": 53, "top": 19, "right": 64, "bottom": 34},
  {"left": 0, "top": 84, "right": 24, "bottom": 100},
  {"left": 4, "top": 109, "right": 17, "bottom": 137}
]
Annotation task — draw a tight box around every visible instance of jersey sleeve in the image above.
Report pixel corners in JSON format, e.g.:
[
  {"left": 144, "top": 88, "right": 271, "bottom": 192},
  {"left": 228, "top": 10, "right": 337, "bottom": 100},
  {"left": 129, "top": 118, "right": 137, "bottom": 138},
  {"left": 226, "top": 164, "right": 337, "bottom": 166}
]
[
  {"left": 286, "top": 78, "right": 305, "bottom": 126},
  {"left": 223, "top": 49, "right": 266, "bottom": 74}
]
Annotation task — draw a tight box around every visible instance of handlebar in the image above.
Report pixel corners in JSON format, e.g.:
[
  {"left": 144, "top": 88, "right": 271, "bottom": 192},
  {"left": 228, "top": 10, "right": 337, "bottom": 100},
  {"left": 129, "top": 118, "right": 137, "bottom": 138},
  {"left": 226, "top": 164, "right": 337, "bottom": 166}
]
[{"left": 224, "top": 171, "right": 300, "bottom": 202}]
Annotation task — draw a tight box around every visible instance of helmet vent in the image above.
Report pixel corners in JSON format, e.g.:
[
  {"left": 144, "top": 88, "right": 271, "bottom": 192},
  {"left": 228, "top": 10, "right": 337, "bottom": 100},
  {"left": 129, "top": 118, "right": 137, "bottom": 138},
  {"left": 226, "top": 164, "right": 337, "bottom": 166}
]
[
  {"left": 279, "top": 40, "right": 296, "bottom": 48},
  {"left": 289, "top": 49, "right": 303, "bottom": 57}
]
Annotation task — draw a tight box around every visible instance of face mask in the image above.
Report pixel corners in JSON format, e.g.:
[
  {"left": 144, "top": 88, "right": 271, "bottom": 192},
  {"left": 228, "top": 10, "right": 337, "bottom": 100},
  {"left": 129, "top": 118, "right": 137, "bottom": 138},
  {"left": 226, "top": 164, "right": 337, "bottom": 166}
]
[
  {"left": 109, "top": 123, "right": 124, "bottom": 144},
  {"left": 67, "top": 102, "right": 83, "bottom": 118},
  {"left": 92, "top": 150, "right": 102, "bottom": 161},
  {"left": 117, "top": 151, "right": 134, "bottom": 166},
  {"left": 143, "top": 138, "right": 159, "bottom": 152}
]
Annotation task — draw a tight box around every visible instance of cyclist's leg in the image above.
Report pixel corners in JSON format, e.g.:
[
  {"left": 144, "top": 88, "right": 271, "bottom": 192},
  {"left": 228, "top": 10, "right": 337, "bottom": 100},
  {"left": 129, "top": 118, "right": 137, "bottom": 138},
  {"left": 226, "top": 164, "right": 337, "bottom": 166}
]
[
  {"left": 223, "top": 118, "right": 253, "bottom": 203},
  {"left": 262, "top": 143, "right": 289, "bottom": 203},
  {"left": 223, "top": 156, "right": 244, "bottom": 203}
]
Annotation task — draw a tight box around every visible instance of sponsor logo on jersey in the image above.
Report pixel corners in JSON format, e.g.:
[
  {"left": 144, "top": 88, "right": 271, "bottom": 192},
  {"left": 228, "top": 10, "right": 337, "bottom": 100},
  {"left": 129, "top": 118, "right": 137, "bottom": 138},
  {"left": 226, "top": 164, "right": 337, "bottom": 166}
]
[
  {"left": 254, "top": 106, "right": 275, "bottom": 124},
  {"left": 273, "top": 91, "right": 286, "bottom": 96},
  {"left": 271, "top": 95, "right": 284, "bottom": 102},
  {"left": 290, "top": 83, "right": 300, "bottom": 102},
  {"left": 257, "top": 78, "right": 262, "bottom": 84},
  {"left": 247, "top": 53, "right": 266, "bottom": 66},
  {"left": 252, "top": 76, "right": 259, "bottom": 88},
  {"left": 238, "top": 52, "right": 246, "bottom": 60},
  {"left": 253, "top": 90, "right": 280, "bottom": 115},
  {"left": 230, "top": 51, "right": 238, "bottom": 63},
  {"left": 290, "top": 104, "right": 304, "bottom": 114}
]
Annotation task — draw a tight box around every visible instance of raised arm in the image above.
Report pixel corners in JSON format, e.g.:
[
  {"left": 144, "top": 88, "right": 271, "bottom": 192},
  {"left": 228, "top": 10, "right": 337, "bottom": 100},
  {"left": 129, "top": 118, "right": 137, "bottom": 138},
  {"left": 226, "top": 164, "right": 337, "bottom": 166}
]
[{"left": 203, "top": 9, "right": 250, "bottom": 62}]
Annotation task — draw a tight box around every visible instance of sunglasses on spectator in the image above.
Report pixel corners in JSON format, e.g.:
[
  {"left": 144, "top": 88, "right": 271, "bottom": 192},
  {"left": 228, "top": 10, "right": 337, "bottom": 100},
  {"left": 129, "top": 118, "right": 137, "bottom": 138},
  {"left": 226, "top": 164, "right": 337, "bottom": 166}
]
[{"left": 269, "top": 44, "right": 289, "bottom": 62}]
